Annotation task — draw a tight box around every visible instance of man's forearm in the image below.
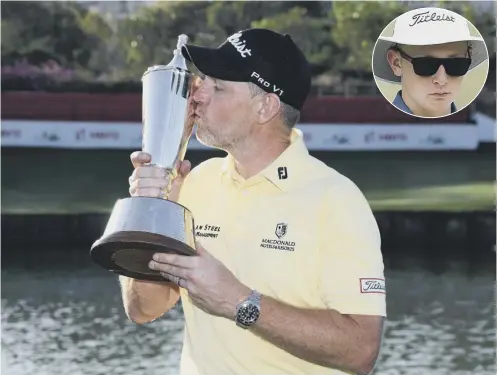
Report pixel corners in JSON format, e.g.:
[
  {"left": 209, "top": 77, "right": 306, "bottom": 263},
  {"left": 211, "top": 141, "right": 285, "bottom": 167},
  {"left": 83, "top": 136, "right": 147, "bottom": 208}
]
[
  {"left": 248, "top": 295, "right": 380, "bottom": 374},
  {"left": 119, "top": 276, "right": 180, "bottom": 324}
]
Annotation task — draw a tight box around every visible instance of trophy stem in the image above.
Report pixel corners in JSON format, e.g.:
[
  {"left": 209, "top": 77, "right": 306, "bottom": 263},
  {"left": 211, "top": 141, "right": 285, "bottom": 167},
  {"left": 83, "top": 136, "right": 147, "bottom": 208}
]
[{"left": 161, "top": 167, "right": 177, "bottom": 200}]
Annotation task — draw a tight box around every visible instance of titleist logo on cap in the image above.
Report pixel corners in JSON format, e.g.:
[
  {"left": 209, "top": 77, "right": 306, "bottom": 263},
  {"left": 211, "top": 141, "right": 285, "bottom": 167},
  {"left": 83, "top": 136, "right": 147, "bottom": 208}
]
[
  {"left": 409, "top": 10, "right": 456, "bottom": 27},
  {"left": 227, "top": 32, "right": 252, "bottom": 58}
]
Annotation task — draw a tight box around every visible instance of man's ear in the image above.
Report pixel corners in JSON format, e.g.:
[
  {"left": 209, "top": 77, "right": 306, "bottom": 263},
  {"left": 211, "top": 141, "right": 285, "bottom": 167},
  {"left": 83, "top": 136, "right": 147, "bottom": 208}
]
[
  {"left": 254, "top": 94, "right": 281, "bottom": 124},
  {"left": 386, "top": 49, "right": 403, "bottom": 78}
]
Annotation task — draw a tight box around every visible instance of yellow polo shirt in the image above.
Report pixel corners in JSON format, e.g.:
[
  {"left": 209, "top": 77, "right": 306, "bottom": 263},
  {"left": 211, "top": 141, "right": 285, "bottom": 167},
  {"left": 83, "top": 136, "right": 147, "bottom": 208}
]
[{"left": 176, "top": 129, "right": 386, "bottom": 375}]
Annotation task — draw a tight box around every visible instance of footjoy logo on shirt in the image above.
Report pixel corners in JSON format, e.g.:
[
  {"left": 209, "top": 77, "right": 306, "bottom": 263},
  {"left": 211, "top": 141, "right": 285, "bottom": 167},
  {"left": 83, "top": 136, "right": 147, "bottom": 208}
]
[
  {"left": 227, "top": 32, "right": 252, "bottom": 58},
  {"left": 360, "top": 278, "right": 386, "bottom": 294},
  {"left": 277, "top": 166, "right": 288, "bottom": 179}
]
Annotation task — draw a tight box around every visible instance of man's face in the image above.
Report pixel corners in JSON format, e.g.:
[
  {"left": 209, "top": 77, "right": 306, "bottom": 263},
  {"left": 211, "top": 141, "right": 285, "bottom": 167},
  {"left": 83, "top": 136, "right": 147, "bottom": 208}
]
[
  {"left": 192, "top": 76, "right": 258, "bottom": 149},
  {"left": 389, "top": 41, "right": 468, "bottom": 116}
]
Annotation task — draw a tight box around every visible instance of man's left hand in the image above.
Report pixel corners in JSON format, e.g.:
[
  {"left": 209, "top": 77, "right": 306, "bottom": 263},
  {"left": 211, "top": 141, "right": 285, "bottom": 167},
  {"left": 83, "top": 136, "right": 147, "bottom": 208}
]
[{"left": 148, "top": 242, "right": 250, "bottom": 320}]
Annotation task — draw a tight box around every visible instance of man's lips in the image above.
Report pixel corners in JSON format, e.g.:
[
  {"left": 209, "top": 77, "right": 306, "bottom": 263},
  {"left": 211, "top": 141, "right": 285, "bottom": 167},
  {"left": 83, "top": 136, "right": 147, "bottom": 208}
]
[
  {"left": 193, "top": 112, "right": 204, "bottom": 123},
  {"left": 429, "top": 92, "right": 451, "bottom": 96}
]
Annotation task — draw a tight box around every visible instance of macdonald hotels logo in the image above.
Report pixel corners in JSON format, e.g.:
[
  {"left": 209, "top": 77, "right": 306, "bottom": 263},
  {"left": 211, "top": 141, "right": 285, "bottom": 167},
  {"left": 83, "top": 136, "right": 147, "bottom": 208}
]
[{"left": 260, "top": 223, "right": 295, "bottom": 252}]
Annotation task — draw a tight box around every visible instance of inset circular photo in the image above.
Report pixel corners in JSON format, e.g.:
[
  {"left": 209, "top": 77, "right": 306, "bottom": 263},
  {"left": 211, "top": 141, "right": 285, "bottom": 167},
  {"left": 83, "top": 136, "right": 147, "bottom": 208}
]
[{"left": 372, "top": 7, "right": 489, "bottom": 119}]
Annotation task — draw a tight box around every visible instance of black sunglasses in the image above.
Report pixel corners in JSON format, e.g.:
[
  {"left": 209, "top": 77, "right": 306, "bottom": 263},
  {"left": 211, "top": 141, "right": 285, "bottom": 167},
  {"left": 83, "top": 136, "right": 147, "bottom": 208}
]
[{"left": 391, "top": 47, "right": 471, "bottom": 77}]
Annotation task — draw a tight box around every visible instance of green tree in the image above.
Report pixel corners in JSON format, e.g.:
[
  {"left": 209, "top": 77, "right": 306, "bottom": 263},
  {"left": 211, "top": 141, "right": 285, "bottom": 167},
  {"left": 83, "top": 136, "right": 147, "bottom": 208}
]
[
  {"left": 4, "top": 0, "right": 492, "bottom": 91},
  {"left": 204, "top": 1, "right": 329, "bottom": 41},
  {"left": 1, "top": 2, "right": 59, "bottom": 64},
  {"left": 1, "top": 1, "right": 112, "bottom": 72},
  {"left": 116, "top": 1, "right": 337, "bottom": 78},
  {"left": 116, "top": 1, "right": 213, "bottom": 78},
  {"left": 252, "top": 7, "right": 336, "bottom": 75},
  {"left": 330, "top": 1, "right": 409, "bottom": 72},
  {"left": 206, "top": 1, "right": 293, "bottom": 37}
]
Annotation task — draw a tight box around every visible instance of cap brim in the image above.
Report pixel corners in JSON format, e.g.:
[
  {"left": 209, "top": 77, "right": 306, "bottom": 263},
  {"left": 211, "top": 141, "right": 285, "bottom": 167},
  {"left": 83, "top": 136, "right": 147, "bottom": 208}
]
[
  {"left": 181, "top": 45, "right": 246, "bottom": 82},
  {"left": 373, "top": 38, "right": 489, "bottom": 83},
  {"left": 372, "top": 39, "right": 401, "bottom": 83},
  {"left": 379, "top": 34, "right": 486, "bottom": 45}
]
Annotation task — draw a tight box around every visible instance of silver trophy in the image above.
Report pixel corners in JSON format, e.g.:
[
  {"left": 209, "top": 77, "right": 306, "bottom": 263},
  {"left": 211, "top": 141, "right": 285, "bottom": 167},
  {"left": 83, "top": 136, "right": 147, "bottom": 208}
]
[{"left": 90, "top": 34, "right": 198, "bottom": 281}]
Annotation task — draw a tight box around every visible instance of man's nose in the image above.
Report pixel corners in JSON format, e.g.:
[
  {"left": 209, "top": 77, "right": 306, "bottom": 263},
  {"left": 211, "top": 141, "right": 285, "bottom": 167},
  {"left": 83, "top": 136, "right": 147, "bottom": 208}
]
[
  {"left": 432, "top": 64, "right": 448, "bottom": 86},
  {"left": 193, "top": 80, "right": 208, "bottom": 104}
]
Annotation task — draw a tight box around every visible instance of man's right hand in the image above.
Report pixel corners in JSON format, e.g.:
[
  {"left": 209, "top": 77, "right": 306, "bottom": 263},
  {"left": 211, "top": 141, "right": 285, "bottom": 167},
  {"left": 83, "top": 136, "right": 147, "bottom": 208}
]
[{"left": 128, "top": 151, "right": 191, "bottom": 202}]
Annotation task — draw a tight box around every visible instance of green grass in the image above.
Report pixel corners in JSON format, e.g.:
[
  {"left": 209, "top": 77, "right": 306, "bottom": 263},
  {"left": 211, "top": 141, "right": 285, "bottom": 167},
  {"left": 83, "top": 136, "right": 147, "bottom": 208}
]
[
  {"left": 366, "top": 182, "right": 495, "bottom": 211},
  {"left": 1, "top": 148, "right": 495, "bottom": 214}
]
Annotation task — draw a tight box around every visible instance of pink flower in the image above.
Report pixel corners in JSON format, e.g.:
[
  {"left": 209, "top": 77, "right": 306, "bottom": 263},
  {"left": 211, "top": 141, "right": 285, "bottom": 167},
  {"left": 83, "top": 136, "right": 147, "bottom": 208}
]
[{"left": 1, "top": 59, "right": 76, "bottom": 81}]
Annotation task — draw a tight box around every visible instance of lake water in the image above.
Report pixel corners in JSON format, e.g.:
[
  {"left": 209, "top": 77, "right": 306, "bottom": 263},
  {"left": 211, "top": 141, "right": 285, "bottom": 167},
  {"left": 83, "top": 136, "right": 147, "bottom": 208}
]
[{"left": 2, "top": 250, "right": 495, "bottom": 375}]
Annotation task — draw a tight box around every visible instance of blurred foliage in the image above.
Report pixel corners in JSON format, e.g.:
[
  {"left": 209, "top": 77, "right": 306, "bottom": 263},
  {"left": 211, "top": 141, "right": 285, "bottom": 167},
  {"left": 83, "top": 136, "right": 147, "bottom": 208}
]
[
  {"left": 116, "top": 1, "right": 213, "bottom": 79},
  {"left": 1, "top": 1, "right": 110, "bottom": 71},
  {"left": 330, "top": 2, "right": 409, "bottom": 70},
  {"left": 1, "top": 0, "right": 495, "bottom": 92},
  {"left": 252, "top": 7, "right": 336, "bottom": 75}
]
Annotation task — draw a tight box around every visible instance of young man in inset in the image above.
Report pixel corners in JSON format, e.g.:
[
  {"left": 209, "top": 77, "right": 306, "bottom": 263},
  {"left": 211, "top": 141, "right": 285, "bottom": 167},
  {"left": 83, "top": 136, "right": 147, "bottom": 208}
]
[{"left": 374, "top": 7, "right": 488, "bottom": 118}]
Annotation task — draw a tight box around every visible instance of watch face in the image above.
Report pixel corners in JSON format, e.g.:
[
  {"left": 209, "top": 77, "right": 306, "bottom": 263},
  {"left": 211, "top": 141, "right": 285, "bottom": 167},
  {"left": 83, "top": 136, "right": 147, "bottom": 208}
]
[{"left": 237, "top": 302, "right": 260, "bottom": 325}]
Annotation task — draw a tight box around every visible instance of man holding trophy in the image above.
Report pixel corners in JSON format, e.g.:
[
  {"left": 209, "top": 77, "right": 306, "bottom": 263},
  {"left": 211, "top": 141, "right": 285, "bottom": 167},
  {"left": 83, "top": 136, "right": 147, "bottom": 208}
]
[{"left": 120, "top": 28, "right": 386, "bottom": 375}]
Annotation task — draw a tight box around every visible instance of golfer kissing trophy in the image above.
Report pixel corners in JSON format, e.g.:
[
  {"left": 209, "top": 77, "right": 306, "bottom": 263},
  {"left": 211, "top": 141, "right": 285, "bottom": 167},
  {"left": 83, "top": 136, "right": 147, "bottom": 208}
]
[{"left": 90, "top": 34, "right": 198, "bottom": 282}]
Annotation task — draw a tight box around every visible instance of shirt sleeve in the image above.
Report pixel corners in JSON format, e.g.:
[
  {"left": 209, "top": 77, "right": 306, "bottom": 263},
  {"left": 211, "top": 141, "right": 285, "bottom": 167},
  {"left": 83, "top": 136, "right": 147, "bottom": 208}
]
[{"left": 318, "top": 178, "right": 387, "bottom": 317}]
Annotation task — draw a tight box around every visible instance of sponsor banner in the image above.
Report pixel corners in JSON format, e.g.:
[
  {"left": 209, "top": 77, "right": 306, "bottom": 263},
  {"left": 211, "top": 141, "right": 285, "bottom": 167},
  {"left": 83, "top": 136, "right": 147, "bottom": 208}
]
[
  {"left": 474, "top": 112, "right": 497, "bottom": 143},
  {"left": 1, "top": 121, "right": 140, "bottom": 149},
  {"left": 301, "top": 123, "right": 479, "bottom": 150},
  {"left": 1, "top": 120, "right": 479, "bottom": 151}
]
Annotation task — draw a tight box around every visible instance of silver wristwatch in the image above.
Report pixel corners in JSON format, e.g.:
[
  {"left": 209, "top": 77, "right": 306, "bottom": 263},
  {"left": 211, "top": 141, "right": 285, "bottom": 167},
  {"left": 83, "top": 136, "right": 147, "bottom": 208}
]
[{"left": 235, "top": 290, "right": 261, "bottom": 328}]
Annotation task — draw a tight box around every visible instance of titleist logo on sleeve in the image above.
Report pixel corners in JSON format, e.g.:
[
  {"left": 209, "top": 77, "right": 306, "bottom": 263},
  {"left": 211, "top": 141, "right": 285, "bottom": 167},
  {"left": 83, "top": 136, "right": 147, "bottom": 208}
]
[
  {"left": 360, "top": 278, "right": 386, "bottom": 294},
  {"left": 409, "top": 11, "right": 456, "bottom": 27}
]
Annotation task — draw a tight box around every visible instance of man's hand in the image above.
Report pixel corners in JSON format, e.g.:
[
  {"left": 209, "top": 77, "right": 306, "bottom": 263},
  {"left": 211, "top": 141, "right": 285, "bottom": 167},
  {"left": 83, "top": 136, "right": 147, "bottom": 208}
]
[
  {"left": 148, "top": 242, "right": 250, "bottom": 319},
  {"left": 129, "top": 151, "right": 191, "bottom": 202}
]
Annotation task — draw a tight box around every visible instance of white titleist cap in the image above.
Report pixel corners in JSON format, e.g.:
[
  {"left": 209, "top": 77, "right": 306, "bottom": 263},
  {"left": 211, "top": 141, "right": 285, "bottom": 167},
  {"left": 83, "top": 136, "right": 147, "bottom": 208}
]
[{"left": 373, "top": 7, "right": 488, "bottom": 83}]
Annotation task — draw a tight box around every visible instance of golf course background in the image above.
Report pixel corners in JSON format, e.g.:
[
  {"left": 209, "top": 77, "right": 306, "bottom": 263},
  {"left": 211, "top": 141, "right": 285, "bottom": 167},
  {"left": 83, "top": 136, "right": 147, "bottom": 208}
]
[{"left": 2, "top": 146, "right": 494, "bottom": 215}]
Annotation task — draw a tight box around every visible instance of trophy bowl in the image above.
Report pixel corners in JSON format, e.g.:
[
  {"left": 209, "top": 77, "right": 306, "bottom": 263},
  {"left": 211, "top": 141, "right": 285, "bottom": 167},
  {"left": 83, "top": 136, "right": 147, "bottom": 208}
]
[
  {"left": 90, "top": 197, "right": 196, "bottom": 281},
  {"left": 90, "top": 34, "right": 198, "bottom": 281}
]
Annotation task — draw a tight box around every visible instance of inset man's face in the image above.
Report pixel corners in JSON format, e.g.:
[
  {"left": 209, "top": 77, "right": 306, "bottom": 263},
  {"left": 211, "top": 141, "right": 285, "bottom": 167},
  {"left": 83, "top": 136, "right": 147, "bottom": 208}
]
[{"left": 388, "top": 41, "right": 469, "bottom": 117}]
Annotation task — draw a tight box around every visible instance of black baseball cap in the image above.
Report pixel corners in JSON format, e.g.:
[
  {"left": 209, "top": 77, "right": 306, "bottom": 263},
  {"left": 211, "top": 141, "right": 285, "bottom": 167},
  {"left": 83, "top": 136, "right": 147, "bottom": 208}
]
[{"left": 181, "top": 28, "right": 311, "bottom": 110}]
